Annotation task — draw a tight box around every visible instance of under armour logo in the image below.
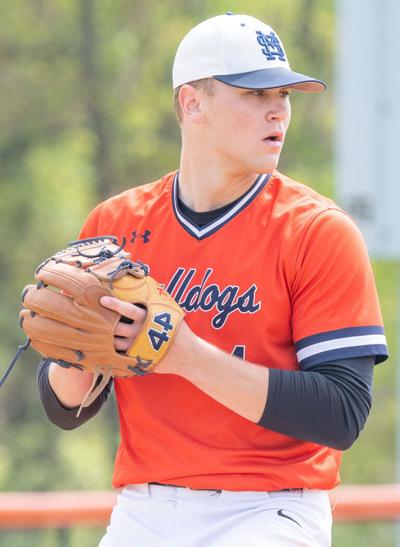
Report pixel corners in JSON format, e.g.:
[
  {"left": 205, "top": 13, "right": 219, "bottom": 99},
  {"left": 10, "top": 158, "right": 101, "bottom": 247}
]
[
  {"left": 131, "top": 230, "right": 151, "bottom": 244},
  {"left": 256, "top": 31, "right": 286, "bottom": 61}
]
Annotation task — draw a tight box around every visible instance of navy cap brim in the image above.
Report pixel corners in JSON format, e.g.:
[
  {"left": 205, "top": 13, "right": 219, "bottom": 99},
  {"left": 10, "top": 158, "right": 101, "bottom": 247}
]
[{"left": 214, "top": 67, "right": 325, "bottom": 93}]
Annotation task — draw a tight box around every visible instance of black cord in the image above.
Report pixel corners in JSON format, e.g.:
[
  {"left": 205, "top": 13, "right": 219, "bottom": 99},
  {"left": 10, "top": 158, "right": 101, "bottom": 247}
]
[{"left": 0, "top": 338, "right": 31, "bottom": 387}]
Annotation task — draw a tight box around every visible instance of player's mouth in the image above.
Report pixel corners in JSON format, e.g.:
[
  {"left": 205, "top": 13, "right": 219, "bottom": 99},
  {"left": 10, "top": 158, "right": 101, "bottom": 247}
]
[{"left": 263, "top": 132, "right": 284, "bottom": 148}]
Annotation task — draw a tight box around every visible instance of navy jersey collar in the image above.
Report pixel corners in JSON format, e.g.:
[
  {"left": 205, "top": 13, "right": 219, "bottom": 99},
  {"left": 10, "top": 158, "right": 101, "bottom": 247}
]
[{"left": 172, "top": 172, "right": 270, "bottom": 240}]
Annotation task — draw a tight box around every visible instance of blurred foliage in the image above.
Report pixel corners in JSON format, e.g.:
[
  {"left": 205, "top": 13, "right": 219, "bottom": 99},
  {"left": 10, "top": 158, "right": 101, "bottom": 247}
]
[{"left": 0, "top": 1, "right": 397, "bottom": 546}]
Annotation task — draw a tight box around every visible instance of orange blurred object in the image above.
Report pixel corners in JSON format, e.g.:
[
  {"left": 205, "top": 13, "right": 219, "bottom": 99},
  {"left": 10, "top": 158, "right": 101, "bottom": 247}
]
[
  {"left": 0, "top": 490, "right": 117, "bottom": 528},
  {"left": 330, "top": 484, "right": 400, "bottom": 521},
  {"left": 1, "top": 485, "right": 400, "bottom": 528}
]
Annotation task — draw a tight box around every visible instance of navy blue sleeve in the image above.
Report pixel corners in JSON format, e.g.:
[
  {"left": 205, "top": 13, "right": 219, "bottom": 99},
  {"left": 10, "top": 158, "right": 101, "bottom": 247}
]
[
  {"left": 37, "top": 359, "right": 113, "bottom": 430},
  {"left": 258, "top": 356, "right": 374, "bottom": 450}
]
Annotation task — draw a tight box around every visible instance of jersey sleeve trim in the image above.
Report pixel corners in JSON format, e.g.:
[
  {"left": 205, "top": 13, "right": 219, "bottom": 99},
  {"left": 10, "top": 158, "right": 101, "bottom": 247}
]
[{"left": 295, "top": 326, "right": 388, "bottom": 369}]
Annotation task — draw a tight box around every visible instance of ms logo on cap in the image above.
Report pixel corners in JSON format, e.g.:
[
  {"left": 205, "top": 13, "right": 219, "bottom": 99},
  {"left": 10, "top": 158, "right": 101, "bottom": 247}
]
[{"left": 256, "top": 31, "right": 286, "bottom": 61}]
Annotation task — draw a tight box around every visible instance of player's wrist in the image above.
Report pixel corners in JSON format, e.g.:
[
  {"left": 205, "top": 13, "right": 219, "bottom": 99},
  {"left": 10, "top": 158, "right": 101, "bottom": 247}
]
[
  {"left": 48, "top": 362, "right": 95, "bottom": 408},
  {"left": 154, "top": 320, "right": 198, "bottom": 376}
]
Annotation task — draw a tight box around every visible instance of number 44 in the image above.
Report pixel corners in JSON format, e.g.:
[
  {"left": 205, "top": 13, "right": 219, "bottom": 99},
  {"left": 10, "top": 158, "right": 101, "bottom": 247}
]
[{"left": 148, "top": 312, "right": 173, "bottom": 351}]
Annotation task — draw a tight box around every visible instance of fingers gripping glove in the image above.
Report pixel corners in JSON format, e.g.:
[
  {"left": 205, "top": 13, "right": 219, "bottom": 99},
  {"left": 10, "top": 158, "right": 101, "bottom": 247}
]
[{"left": 20, "top": 236, "right": 185, "bottom": 414}]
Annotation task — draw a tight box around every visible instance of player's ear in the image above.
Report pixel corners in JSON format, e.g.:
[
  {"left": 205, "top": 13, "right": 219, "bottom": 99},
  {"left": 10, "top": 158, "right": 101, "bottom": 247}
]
[{"left": 178, "top": 84, "right": 204, "bottom": 123}]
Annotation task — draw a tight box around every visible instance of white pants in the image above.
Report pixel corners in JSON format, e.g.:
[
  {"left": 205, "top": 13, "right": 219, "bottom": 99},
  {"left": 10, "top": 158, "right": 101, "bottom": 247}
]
[{"left": 99, "top": 483, "right": 332, "bottom": 546}]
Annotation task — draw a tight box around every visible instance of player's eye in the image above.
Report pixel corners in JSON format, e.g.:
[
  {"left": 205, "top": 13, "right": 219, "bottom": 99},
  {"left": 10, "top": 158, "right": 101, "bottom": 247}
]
[
  {"left": 250, "top": 90, "right": 265, "bottom": 97},
  {"left": 279, "top": 89, "right": 291, "bottom": 98}
]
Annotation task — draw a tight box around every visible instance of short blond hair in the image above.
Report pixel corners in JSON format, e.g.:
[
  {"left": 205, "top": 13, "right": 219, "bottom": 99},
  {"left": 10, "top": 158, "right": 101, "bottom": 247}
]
[{"left": 174, "top": 78, "right": 215, "bottom": 123}]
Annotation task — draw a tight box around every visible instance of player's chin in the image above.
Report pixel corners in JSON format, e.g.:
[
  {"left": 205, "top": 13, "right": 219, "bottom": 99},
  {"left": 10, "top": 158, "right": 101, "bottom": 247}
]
[
  {"left": 229, "top": 152, "right": 279, "bottom": 176},
  {"left": 247, "top": 148, "right": 280, "bottom": 171},
  {"left": 252, "top": 157, "right": 280, "bottom": 175}
]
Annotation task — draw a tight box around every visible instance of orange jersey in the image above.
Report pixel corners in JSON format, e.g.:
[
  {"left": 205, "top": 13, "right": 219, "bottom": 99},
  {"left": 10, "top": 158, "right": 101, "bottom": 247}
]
[{"left": 80, "top": 170, "right": 387, "bottom": 492}]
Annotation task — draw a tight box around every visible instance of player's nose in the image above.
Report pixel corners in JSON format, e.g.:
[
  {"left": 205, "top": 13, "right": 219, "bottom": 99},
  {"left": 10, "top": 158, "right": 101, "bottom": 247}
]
[{"left": 265, "top": 98, "right": 290, "bottom": 123}]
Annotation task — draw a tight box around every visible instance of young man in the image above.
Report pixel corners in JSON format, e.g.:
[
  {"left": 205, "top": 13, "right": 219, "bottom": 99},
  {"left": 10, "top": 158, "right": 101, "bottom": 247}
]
[{"left": 38, "top": 13, "right": 387, "bottom": 546}]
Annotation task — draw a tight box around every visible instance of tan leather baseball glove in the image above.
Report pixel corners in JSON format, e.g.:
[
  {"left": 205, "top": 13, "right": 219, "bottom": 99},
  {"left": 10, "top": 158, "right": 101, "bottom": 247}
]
[{"left": 19, "top": 236, "right": 185, "bottom": 412}]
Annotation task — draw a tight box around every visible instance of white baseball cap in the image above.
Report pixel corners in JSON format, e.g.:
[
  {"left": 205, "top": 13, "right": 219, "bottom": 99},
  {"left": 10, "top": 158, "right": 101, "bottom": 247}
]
[{"left": 173, "top": 13, "right": 325, "bottom": 93}]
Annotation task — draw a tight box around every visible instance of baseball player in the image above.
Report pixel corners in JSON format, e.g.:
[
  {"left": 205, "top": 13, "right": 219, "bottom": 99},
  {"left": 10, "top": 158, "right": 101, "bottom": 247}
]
[{"left": 37, "top": 13, "right": 387, "bottom": 546}]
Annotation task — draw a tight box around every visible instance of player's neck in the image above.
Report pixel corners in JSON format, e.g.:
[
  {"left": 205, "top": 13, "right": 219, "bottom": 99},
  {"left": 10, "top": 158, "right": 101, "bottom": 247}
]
[{"left": 178, "top": 154, "right": 258, "bottom": 213}]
